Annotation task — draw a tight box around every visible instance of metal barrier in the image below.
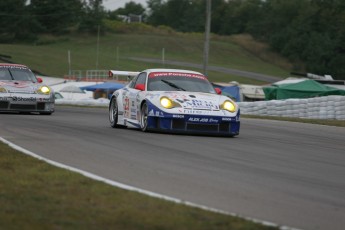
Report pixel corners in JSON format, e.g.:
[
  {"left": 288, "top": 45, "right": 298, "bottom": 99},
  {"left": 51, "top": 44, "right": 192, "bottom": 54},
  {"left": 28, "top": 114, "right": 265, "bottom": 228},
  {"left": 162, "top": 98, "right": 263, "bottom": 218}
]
[{"left": 64, "top": 70, "right": 132, "bottom": 82}]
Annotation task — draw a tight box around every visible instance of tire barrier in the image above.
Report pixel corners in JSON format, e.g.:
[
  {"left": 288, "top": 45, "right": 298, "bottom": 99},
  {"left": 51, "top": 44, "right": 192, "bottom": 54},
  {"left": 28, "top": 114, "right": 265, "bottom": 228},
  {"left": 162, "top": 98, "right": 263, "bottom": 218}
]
[{"left": 238, "top": 96, "right": 345, "bottom": 120}]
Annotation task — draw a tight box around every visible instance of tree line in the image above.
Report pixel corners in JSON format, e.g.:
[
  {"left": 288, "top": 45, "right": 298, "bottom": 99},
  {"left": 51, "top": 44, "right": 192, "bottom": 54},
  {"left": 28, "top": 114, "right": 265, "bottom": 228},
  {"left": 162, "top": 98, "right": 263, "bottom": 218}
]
[
  {"left": 1, "top": 0, "right": 344, "bottom": 79},
  {"left": 0, "top": 0, "right": 104, "bottom": 41},
  {"left": 145, "top": 0, "right": 345, "bottom": 80}
]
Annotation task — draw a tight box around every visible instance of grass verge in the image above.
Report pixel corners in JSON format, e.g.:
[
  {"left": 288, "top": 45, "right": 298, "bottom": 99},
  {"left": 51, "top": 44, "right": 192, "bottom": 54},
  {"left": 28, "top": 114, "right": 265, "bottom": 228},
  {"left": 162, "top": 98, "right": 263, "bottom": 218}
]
[
  {"left": 0, "top": 141, "right": 278, "bottom": 230},
  {"left": 0, "top": 32, "right": 290, "bottom": 84},
  {"left": 242, "top": 115, "right": 345, "bottom": 127}
]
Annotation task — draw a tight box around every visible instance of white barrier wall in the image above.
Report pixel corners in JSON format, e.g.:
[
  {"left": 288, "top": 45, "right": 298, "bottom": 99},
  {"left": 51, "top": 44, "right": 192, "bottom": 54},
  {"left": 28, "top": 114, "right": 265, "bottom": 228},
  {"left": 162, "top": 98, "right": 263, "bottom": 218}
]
[{"left": 238, "top": 96, "right": 345, "bottom": 120}]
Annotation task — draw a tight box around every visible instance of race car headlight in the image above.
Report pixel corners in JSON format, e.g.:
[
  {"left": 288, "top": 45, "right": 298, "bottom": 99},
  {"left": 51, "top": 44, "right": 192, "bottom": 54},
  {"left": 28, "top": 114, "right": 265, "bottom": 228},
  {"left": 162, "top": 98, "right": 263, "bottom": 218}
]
[
  {"left": 160, "top": 97, "right": 181, "bottom": 109},
  {"left": 221, "top": 100, "right": 236, "bottom": 113},
  {"left": 0, "top": 87, "right": 7, "bottom": 93},
  {"left": 37, "top": 86, "right": 51, "bottom": 95}
]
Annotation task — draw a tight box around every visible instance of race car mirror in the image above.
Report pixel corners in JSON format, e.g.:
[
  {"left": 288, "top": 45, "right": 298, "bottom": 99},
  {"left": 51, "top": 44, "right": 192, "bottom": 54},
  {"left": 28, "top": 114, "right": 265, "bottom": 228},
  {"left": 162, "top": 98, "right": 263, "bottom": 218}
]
[
  {"left": 37, "top": 77, "right": 43, "bottom": 83},
  {"left": 135, "top": 84, "right": 145, "bottom": 91},
  {"left": 215, "top": 87, "right": 222, "bottom": 95}
]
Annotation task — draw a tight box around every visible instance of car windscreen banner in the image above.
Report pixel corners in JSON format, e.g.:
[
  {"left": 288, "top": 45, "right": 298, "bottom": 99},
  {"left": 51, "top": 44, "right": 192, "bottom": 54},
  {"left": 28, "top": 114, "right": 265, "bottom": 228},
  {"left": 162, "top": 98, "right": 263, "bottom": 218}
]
[{"left": 148, "top": 72, "right": 207, "bottom": 80}]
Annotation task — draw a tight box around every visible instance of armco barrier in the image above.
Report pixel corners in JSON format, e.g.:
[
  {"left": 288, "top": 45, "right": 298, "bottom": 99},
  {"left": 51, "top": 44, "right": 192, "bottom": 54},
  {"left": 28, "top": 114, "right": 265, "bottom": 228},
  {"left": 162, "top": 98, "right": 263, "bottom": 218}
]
[{"left": 238, "top": 95, "right": 345, "bottom": 120}]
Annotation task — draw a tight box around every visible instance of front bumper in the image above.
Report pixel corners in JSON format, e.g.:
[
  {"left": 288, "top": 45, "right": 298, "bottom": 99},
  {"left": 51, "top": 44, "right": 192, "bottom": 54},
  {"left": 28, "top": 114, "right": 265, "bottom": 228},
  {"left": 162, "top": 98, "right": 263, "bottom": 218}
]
[
  {"left": 146, "top": 102, "right": 240, "bottom": 136},
  {"left": 0, "top": 94, "right": 55, "bottom": 113}
]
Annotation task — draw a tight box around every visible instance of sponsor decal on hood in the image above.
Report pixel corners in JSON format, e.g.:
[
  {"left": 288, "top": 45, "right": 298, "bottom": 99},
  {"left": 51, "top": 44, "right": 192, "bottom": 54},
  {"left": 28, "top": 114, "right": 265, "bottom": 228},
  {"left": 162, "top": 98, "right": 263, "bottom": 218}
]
[
  {"left": 160, "top": 92, "right": 220, "bottom": 110},
  {"left": 182, "top": 99, "right": 219, "bottom": 110}
]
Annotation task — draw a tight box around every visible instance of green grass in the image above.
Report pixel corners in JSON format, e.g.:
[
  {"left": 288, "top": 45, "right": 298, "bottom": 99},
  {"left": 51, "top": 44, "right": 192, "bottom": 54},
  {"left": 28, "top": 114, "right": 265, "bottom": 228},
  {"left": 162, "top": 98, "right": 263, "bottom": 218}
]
[
  {"left": 242, "top": 115, "right": 345, "bottom": 127},
  {"left": 0, "top": 141, "right": 278, "bottom": 230},
  {"left": 0, "top": 32, "right": 290, "bottom": 84}
]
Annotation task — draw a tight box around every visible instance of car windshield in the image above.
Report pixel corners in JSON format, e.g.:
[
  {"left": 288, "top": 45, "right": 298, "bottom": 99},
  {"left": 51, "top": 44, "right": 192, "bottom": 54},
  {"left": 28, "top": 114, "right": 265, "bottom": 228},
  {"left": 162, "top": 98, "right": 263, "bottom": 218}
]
[
  {"left": 0, "top": 67, "right": 38, "bottom": 82},
  {"left": 147, "top": 72, "right": 216, "bottom": 93},
  {"left": 0, "top": 68, "right": 12, "bottom": 80}
]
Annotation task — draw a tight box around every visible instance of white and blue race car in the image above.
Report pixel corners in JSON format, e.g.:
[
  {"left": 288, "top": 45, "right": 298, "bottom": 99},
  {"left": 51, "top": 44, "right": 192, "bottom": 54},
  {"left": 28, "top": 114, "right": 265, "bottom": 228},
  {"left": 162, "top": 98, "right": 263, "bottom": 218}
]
[{"left": 109, "top": 69, "right": 240, "bottom": 136}]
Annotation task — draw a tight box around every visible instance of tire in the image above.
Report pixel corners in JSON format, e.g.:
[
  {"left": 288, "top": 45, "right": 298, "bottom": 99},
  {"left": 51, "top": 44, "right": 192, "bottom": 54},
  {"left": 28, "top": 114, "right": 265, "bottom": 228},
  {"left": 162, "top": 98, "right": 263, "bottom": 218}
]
[
  {"left": 19, "top": 112, "right": 31, "bottom": 115},
  {"left": 109, "top": 97, "right": 120, "bottom": 128},
  {"left": 140, "top": 102, "right": 149, "bottom": 132},
  {"left": 39, "top": 112, "right": 52, "bottom": 115}
]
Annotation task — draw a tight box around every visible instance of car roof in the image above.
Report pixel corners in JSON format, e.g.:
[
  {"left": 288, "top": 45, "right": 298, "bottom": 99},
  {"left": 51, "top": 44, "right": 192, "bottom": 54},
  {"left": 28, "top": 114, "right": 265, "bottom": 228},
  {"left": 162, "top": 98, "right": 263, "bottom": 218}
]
[
  {"left": 143, "top": 68, "right": 204, "bottom": 75},
  {"left": 0, "top": 63, "right": 28, "bottom": 68}
]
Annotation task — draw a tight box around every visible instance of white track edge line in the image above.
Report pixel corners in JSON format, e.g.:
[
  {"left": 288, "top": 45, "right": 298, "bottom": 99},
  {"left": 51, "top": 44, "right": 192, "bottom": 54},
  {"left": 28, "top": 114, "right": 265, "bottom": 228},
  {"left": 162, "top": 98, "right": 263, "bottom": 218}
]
[{"left": 0, "top": 137, "right": 300, "bottom": 230}]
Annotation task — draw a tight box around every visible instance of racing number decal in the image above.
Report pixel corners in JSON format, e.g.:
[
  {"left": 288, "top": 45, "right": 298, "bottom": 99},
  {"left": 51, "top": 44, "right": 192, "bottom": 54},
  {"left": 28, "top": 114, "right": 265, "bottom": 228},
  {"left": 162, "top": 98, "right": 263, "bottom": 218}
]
[{"left": 124, "top": 96, "right": 130, "bottom": 118}]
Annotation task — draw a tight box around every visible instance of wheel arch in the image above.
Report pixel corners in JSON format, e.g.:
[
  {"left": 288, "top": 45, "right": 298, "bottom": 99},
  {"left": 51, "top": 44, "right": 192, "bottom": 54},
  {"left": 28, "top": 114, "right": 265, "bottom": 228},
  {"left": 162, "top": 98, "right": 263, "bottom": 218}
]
[
  {"left": 110, "top": 92, "right": 124, "bottom": 112},
  {"left": 140, "top": 99, "right": 147, "bottom": 110}
]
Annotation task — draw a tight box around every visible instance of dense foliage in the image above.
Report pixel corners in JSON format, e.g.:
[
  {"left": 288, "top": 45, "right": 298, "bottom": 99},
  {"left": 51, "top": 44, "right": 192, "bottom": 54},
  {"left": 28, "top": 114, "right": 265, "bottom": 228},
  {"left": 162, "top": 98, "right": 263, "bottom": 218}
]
[
  {"left": 146, "top": 0, "right": 345, "bottom": 79},
  {"left": 0, "top": 0, "right": 344, "bottom": 79},
  {"left": 0, "top": 0, "right": 104, "bottom": 40}
]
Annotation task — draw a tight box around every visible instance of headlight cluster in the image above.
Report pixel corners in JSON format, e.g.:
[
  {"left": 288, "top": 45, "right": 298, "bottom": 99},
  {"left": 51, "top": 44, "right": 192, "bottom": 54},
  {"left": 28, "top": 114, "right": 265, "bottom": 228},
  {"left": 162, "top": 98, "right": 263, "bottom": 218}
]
[
  {"left": 221, "top": 100, "right": 236, "bottom": 113},
  {"left": 0, "top": 87, "right": 7, "bottom": 93},
  {"left": 37, "top": 86, "right": 51, "bottom": 95},
  {"left": 160, "top": 97, "right": 181, "bottom": 109}
]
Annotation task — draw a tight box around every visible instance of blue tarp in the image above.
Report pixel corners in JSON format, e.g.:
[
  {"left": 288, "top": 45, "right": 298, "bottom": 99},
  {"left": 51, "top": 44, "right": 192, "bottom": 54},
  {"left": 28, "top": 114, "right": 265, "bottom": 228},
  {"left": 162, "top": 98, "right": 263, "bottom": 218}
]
[
  {"left": 80, "top": 82, "right": 124, "bottom": 91},
  {"left": 222, "top": 85, "right": 240, "bottom": 101},
  {"left": 213, "top": 83, "right": 241, "bottom": 101}
]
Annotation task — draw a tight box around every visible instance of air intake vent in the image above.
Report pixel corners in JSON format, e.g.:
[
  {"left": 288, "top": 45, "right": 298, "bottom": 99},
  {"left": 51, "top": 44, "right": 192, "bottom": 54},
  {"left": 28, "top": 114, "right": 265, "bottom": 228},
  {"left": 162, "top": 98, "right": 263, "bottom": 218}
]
[{"left": 0, "top": 101, "right": 9, "bottom": 109}]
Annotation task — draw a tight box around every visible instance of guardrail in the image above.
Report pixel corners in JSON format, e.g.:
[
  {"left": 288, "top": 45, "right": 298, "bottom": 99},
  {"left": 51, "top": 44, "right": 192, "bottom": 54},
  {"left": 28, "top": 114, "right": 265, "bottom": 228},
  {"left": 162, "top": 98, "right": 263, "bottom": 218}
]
[
  {"left": 238, "top": 95, "right": 345, "bottom": 120},
  {"left": 64, "top": 70, "right": 131, "bottom": 82}
]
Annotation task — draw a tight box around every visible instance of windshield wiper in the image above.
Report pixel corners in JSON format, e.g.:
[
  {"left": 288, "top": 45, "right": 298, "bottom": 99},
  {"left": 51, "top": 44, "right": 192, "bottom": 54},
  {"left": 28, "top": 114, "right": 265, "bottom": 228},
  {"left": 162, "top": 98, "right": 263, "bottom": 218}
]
[{"left": 161, "top": 79, "right": 186, "bottom": 91}]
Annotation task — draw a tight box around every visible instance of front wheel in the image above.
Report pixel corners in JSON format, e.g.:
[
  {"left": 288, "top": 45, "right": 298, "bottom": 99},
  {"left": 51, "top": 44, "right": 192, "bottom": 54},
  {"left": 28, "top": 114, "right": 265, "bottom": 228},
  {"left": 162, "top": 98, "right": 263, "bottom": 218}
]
[
  {"left": 140, "top": 102, "right": 148, "bottom": 132},
  {"left": 109, "top": 97, "right": 120, "bottom": 128}
]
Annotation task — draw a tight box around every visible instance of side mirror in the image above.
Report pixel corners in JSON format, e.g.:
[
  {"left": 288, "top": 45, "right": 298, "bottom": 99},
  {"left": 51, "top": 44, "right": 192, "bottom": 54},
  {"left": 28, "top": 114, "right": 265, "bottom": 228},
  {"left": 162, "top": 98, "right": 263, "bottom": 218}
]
[
  {"left": 215, "top": 87, "right": 222, "bottom": 95},
  {"left": 37, "top": 77, "right": 43, "bottom": 83},
  {"left": 135, "top": 84, "right": 145, "bottom": 91}
]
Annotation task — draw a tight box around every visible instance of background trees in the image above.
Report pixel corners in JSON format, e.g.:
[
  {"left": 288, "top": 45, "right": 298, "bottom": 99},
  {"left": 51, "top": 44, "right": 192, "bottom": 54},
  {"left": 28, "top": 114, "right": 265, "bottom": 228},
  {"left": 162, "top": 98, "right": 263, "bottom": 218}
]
[
  {"left": 0, "top": 0, "right": 102, "bottom": 38},
  {"left": 144, "top": 0, "right": 345, "bottom": 79},
  {"left": 30, "top": 0, "right": 83, "bottom": 34},
  {"left": 0, "top": 0, "right": 343, "bottom": 79},
  {"left": 0, "top": 0, "right": 38, "bottom": 42},
  {"left": 78, "top": 0, "right": 106, "bottom": 33}
]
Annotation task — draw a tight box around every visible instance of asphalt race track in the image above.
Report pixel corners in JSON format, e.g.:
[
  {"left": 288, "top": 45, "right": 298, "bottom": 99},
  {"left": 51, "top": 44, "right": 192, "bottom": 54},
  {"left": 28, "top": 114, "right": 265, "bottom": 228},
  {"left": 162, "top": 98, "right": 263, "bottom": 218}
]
[{"left": 1, "top": 106, "right": 345, "bottom": 230}]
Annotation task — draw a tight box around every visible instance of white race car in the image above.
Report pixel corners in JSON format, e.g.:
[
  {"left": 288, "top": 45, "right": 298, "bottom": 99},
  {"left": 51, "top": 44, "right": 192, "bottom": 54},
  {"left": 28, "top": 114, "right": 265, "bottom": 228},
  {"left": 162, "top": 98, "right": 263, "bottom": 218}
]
[
  {"left": 109, "top": 69, "right": 240, "bottom": 136},
  {"left": 0, "top": 63, "right": 55, "bottom": 115}
]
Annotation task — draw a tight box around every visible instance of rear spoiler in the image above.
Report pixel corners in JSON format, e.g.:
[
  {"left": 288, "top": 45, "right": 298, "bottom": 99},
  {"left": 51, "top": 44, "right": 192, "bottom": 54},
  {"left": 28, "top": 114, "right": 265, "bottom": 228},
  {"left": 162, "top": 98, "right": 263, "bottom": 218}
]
[{"left": 109, "top": 70, "right": 140, "bottom": 78}]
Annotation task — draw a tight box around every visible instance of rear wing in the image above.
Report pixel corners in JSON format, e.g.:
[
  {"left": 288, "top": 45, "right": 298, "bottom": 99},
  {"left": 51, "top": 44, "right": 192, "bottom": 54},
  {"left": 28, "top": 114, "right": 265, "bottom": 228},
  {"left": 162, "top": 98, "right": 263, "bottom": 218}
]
[{"left": 109, "top": 70, "right": 140, "bottom": 82}]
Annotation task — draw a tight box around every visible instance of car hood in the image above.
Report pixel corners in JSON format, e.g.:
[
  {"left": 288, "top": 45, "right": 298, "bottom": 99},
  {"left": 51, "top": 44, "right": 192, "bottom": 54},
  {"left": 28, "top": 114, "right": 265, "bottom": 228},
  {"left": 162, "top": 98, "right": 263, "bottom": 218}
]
[
  {"left": 147, "top": 91, "right": 229, "bottom": 111},
  {"left": 0, "top": 81, "right": 41, "bottom": 93}
]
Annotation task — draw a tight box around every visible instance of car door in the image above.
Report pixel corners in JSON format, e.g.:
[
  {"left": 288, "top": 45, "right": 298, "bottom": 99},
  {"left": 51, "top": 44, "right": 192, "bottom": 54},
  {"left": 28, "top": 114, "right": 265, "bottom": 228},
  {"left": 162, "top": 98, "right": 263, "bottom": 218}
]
[{"left": 128, "top": 72, "right": 147, "bottom": 122}]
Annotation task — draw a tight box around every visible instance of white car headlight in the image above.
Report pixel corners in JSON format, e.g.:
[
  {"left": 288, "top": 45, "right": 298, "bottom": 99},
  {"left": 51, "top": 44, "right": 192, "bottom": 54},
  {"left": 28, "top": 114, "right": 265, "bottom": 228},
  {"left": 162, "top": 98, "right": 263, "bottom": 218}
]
[
  {"left": 160, "top": 97, "right": 181, "bottom": 109},
  {"left": 37, "top": 86, "right": 51, "bottom": 95},
  {"left": 0, "top": 87, "right": 7, "bottom": 93},
  {"left": 221, "top": 100, "right": 236, "bottom": 113}
]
